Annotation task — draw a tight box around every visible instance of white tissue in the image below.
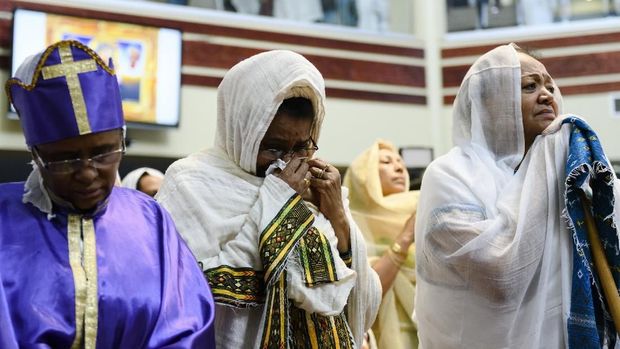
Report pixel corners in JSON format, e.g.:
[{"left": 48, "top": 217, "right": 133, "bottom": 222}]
[{"left": 265, "top": 158, "right": 288, "bottom": 176}]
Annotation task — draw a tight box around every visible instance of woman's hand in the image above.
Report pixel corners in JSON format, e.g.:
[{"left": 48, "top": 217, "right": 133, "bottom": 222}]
[
  {"left": 396, "top": 211, "right": 416, "bottom": 249},
  {"left": 373, "top": 211, "right": 416, "bottom": 296},
  {"left": 307, "top": 158, "right": 350, "bottom": 252},
  {"left": 276, "top": 157, "right": 312, "bottom": 195}
]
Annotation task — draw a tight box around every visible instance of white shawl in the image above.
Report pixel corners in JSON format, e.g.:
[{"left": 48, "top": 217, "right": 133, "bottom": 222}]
[
  {"left": 120, "top": 167, "right": 164, "bottom": 190},
  {"left": 157, "top": 50, "right": 380, "bottom": 348},
  {"left": 415, "top": 44, "right": 575, "bottom": 348}
]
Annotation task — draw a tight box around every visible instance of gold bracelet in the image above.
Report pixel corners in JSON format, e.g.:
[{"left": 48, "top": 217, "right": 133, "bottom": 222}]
[
  {"left": 386, "top": 249, "right": 404, "bottom": 267},
  {"left": 390, "top": 242, "right": 409, "bottom": 258}
]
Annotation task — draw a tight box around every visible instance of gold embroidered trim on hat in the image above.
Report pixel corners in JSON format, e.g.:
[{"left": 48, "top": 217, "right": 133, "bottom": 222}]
[
  {"left": 5, "top": 40, "right": 115, "bottom": 105},
  {"left": 42, "top": 42, "right": 97, "bottom": 134}
]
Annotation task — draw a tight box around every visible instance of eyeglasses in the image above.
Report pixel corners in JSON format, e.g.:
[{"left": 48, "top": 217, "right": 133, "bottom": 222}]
[
  {"left": 33, "top": 143, "right": 125, "bottom": 174},
  {"left": 260, "top": 138, "right": 318, "bottom": 160}
]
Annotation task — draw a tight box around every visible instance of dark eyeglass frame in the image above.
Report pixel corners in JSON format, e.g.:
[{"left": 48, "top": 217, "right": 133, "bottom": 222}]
[
  {"left": 32, "top": 140, "right": 126, "bottom": 174},
  {"left": 261, "top": 137, "right": 319, "bottom": 160}
]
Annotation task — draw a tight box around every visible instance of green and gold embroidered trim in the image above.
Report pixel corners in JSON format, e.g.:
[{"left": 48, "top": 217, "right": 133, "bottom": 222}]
[
  {"left": 298, "top": 227, "right": 338, "bottom": 287},
  {"left": 205, "top": 266, "right": 265, "bottom": 306},
  {"left": 68, "top": 215, "right": 99, "bottom": 349},
  {"left": 258, "top": 194, "right": 351, "bottom": 348},
  {"left": 339, "top": 249, "right": 353, "bottom": 268},
  {"left": 259, "top": 194, "right": 313, "bottom": 284},
  {"left": 260, "top": 272, "right": 288, "bottom": 349},
  {"left": 289, "top": 306, "right": 354, "bottom": 349}
]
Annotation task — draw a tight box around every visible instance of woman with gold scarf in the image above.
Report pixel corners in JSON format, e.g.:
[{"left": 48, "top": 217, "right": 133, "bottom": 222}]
[{"left": 343, "top": 140, "right": 419, "bottom": 349}]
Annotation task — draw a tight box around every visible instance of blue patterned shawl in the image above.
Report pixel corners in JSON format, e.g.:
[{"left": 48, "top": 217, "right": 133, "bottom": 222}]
[{"left": 564, "top": 116, "right": 620, "bottom": 348}]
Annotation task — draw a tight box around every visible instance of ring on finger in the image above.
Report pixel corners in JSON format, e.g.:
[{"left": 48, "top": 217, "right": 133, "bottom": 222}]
[
  {"left": 319, "top": 164, "right": 329, "bottom": 179},
  {"left": 304, "top": 178, "right": 310, "bottom": 186}
]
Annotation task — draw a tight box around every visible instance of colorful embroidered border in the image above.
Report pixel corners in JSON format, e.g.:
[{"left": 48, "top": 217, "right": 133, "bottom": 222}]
[
  {"left": 339, "top": 249, "right": 353, "bottom": 268},
  {"left": 259, "top": 194, "right": 314, "bottom": 285},
  {"left": 260, "top": 272, "right": 289, "bottom": 349},
  {"left": 204, "top": 266, "right": 265, "bottom": 306},
  {"left": 298, "top": 227, "right": 338, "bottom": 287},
  {"left": 289, "top": 305, "right": 354, "bottom": 349},
  {"left": 562, "top": 116, "right": 620, "bottom": 348}
]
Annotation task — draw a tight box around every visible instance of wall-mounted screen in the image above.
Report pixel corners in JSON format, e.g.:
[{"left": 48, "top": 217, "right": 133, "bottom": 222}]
[
  {"left": 399, "top": 146, "right": 434, "bottom": 168},
  {"left": 10, "top": 8, "right": 182, "bottom": 128},
  {"left": 399, "top": 146, "right": 434, "bottom": 190}
]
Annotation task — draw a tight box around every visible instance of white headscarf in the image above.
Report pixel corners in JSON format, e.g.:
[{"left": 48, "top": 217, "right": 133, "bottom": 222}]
[
  {"left": 157, "top": 50, "right": 379, "bottom": 348},
  {"left": 120, "top": 167, "right": 164, "bottom": 190},
  {"left": 215, "top": 50, "right": 324, "bottom": 174},
  {"left": 415, "top": 44, "right": 574, "bottom": 348}
]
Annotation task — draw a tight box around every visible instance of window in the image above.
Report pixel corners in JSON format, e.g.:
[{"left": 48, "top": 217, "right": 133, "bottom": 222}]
[
  {"left": 447, "top": 0, "right": 619, "bottom": 33},
  {"left": 137, "top": 0, "right": 414, "bottom": 34}
]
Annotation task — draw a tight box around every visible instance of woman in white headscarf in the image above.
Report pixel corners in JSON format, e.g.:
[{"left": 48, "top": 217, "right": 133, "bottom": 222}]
[
  {"left": 157, "top": 50, "right": 380, "bottom": 349},
  {"left": 415, "top": 43, "right": 620, "bottom": 348},
  {"left": 121, "top": 167, "right": 164, "bottom": 197}
]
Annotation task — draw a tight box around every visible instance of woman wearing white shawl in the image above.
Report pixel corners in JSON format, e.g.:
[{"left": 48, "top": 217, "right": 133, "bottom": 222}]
[
  {"left": 121, "top": 167, "right": 164, "bottom": 197},
  {"left": 157, "top": 50, "right": 380, "bottom": 348},
  {"left": 415, "top": 43, "right": 620, "bottom": 348}
]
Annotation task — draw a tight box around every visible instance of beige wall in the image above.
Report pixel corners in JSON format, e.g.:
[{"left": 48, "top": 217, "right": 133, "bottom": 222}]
[
  {"left": 0, "top": 76, "right": 428, "bottom": 166},
  {"left": 117, "top": 87, "right": 431, "bottom": 166},
  {"left": 0, "top": 0, "right": 425, "bottom": 169},
  {"left": 124, "top": 86, "right": 219, "bottom": 158},
  {"left": 562, "top": 93, "right": 620, "bottom": 161},
  {"left": 7, "top": 62, "right": 619, "bottom": 168},
  {"left": 320, "top": 98, "right": 430, "bottom": 165},
  {"left": 3, "top": 0, "right": 620, "bottom": 170},
  {"left": 119, "top": 87, "right": 430, "bottom": 166}
]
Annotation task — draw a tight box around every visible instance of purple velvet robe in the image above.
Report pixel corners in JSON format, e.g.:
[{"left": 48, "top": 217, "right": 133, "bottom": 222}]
[{"left": 0, "top": 183, "right": 215, "bottom": 348}]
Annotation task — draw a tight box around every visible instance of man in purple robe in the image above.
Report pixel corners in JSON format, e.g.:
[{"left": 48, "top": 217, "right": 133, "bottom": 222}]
[{"left": 0, "top": 39, "right": 215, "bottom": 348}]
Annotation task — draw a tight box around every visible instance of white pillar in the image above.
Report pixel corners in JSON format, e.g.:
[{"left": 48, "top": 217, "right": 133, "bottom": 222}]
[{"left": 413, "top": 0, "right": 451, "bottom": 156}]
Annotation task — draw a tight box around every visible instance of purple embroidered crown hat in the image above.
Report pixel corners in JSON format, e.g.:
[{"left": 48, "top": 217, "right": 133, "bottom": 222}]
[{"left": 5, "top": 40, "right": 125, "bottom": 147}]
